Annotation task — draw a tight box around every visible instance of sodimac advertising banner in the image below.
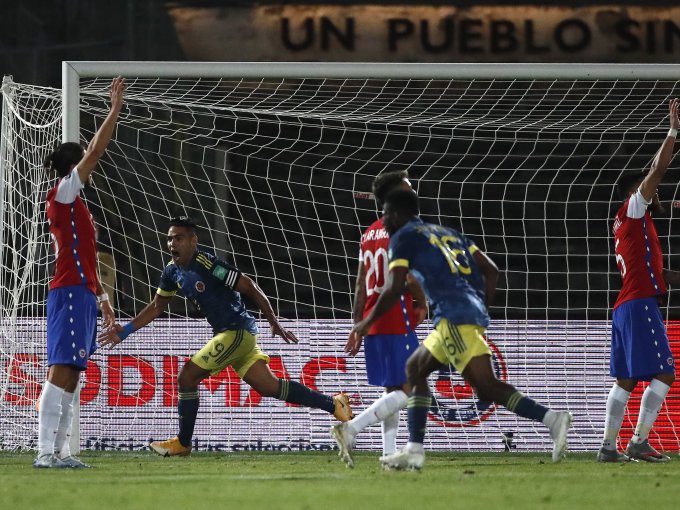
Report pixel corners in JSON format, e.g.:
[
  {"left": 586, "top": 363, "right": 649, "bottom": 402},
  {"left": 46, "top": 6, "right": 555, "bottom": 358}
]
[{"left": 2, "top": 318, "right": 679, "bottom": 453}]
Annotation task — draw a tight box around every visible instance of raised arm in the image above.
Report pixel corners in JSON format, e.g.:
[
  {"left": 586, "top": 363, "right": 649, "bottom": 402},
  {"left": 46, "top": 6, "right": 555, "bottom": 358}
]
[
  {"left": 76, "top": 77, "right": 125, "bottom": 184},
  {"left": 98, "top": 294, "right": 171, "bottom": 348},
  {"left": 473, "top": 249, "right": 499, "bottom": 307},
  {"left": 235, "top": 274, "right": 299, "bottom": 344},
  {"left": 638, "top": 99, "right": 679, "bottom": 202}
]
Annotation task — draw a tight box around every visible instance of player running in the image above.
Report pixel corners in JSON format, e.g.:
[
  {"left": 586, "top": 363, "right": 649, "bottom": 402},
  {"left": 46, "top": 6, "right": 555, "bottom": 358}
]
[
  {"left": 34, "top": 77, "right": 124, "bottom": 469},
  {"left": 351, "top": 189, "right": 572, "bottom": 470},
  {"left": 99, "top": 216, "right": 352, "bottom": 457},
  {"left": 599, "top": 99, "right": 680, "bottom": 463},
  {"left": 332, "top": 171, "right": 427, "bottom": 468}
]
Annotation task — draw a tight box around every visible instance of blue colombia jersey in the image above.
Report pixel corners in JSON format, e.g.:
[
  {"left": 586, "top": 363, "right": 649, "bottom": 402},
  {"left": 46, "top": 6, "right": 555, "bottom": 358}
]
[
  {"left": 387, "top": 217, "right": 489, "bottom": 328},
  {"left": 157, "top": 250, "right": 257, "bottom": 335}
]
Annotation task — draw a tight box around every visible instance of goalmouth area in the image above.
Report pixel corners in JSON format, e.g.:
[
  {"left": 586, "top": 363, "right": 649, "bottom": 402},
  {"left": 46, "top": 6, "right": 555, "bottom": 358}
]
[{"left": 2, "top": 62, "right": 680, "bottom": 458}]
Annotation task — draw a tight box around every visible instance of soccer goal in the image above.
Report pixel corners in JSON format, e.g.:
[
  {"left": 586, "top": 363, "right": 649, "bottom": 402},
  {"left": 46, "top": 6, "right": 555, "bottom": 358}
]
[{"left": 2, "top": 62, "right": 680, "bottom": 454}]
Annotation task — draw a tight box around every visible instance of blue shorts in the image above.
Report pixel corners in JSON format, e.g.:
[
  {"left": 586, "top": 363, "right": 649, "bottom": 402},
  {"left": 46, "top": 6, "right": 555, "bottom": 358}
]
[
  {"left": 610, "top": 297, "right": 675, "bottom": 381},
  {"left": 364, "top": 332, "right": 419, "bottom": 387},
  {"left": 46, "top": 285, "right": 98, "bottom": 370}
]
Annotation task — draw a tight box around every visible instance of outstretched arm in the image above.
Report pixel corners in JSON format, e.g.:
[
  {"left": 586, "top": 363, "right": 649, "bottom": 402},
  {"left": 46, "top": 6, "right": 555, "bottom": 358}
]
[
  {"left": 235, "top": 274, "right": 298, "bottom": 344},
  {"left": 76, "top": 77, "right": 125, "bottom": 184},
  {"left": 639, "top": 99, "right": 679, "bottom": 202},
  {"left": 98, "top": 294, "right": 171, "bottom": 348}
]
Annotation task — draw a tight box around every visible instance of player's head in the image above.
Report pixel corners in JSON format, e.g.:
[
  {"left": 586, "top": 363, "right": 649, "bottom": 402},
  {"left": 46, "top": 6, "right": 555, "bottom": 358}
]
[
  {"left": 167, "top": 215, "right": 198, "bottom": 266},
  {"left": 617, "top": 172, "right": 646, "bottom": 201},
  {"left": 372, "top": 170, "right": 412, "bottom": 209},
  {"left": 616, "top": 171, "right": 664, "bottom": 214},
  {"left": 382, "top": 189, "right": 419, "bottom": 235},
  {"left": 44, "top": 142, "right": 86, "bottom": 179}
]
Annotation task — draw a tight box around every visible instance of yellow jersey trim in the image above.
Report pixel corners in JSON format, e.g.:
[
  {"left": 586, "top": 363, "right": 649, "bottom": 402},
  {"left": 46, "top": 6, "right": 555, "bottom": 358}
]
[
  {"left": 389, "top": 259, "right": 410, "bottom": 270},
  {"left": 196, "top": 254, "right": 213, "bottom": 270},
  {"left": 156, "top": 288, "right": 177, "bottom": 297},
  {"left": 468, "top": 244, "right": 479, "bottom": 255}
]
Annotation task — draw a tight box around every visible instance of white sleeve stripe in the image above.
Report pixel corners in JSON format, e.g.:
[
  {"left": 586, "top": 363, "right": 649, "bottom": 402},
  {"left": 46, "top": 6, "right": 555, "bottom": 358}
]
[
  {"left": 54, "top": 167, "right": 84, "bottom": 204},
  {"left": 225, "top": 271, "right": 238, "bottom": 288},
  {"left": 626, "top": 189, "right": 649, "bottom": 219}
]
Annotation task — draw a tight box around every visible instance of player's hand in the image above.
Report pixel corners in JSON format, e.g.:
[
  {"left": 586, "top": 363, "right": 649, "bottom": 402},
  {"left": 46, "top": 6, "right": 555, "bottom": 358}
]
[
  {"left": 670, "top": 98, "right": 679, "bottom": 130},
  {"left": 98, "top": 323, "right": 123, "bottom": 349},
  {"left": 350, "top": 320, "right": 370, "bottom": 340},
  {"left": 270, "top": 322, "right": 299, "bottom": 344},
  {"left": 347, "top": 321, "right": 370, "bottom": 346},
  {"left": 413, "top": 305, "right": 428, "bottom": 327},
  {"left": 110, "top": 76, "right": 125, "bottom": 113},
  {"left": 100, "top": 300, "right": 115, "bottom": 330},
  {"left": 344, "top": 329, "right": 363, "bottom": 356}
]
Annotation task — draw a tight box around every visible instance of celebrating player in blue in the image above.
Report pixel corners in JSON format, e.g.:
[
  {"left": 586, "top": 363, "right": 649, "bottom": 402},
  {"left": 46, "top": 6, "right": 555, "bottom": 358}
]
[
  {"left": 599, "top": 99, "right": 680, "bottom": 463},
  {"left": 99, "top": 216, "right": 352, "bottom": 457},
  {"left": 34, "top": 77, "right": 125, "bottom": 469},
  {"left": 350, "top": 189, "right": 572, "bottom": 470}
]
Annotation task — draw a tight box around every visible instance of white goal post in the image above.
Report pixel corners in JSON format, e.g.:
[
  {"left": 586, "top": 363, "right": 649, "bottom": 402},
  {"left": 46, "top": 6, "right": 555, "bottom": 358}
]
[{"left": 2, "top": 62, "right": 680, "bottom": 455}]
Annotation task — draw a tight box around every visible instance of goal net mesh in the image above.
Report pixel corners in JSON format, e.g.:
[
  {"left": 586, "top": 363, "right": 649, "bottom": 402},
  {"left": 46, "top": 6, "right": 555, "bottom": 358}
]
[{"left": 2, "top": 71, "right": 680, "bottom": 453}]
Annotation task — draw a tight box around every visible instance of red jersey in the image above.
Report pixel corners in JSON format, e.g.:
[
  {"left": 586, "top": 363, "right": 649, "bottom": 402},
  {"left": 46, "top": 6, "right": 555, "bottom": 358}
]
[
  {"left": 46, "top": 168, "right": 98, "bottom": 295},
  {"left": 360, "top": 217, "right": 417, "bottom": 335},
  {"left": 612, "top": 190, "right": 666, "bottom": 309}
]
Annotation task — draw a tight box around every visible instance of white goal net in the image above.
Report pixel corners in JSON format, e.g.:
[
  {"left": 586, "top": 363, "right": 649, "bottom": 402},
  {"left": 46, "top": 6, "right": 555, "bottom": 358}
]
[{"left": 2, "top": 63, "right": 680, "bottom": 453}]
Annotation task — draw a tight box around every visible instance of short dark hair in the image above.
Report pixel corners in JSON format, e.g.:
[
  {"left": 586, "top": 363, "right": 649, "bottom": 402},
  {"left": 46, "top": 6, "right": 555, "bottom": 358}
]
[
  {"left": 384, "top": 188, "right": 419, "bottom": 217},
  {"left": 44, "top": 142, "right": 85, "bottom": 178},
  {"left": 372, "top": 170, "right": 409, "bottom": 209},
  {"left": 169, "top": 215, "right": 198, "bottom": 233},
  {"left": 617, "top": 172, "right": 646, "bottom": 201}
]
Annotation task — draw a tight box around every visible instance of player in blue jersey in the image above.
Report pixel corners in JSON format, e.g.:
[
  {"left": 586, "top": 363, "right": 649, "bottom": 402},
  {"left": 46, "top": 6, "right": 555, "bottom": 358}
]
[
  {"left": 99, "top": 216, "right": 352, "bottom": 456},
  {"left": 350, "top": 189, "right": 572, "bottom": 470}
]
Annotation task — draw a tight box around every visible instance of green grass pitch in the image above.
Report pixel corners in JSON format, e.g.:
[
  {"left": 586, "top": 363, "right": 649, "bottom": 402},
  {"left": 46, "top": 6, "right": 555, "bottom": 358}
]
[{"left": 1, "top": 451, "right": 679, "bottom": 510}]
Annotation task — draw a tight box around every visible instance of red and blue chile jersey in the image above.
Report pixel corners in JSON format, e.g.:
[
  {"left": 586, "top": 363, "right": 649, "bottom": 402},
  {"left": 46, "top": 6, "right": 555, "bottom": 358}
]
[
  {"left": 360, "top": 217, "right": 417, "bottom": 335},
  {"left": 613, "top": 190, "right": 666, "bottom": 309},
  {"left": 388, "top": 217, "right": 489, "bottom": 328},
  {"left": 157, "top": 250, "right": 257, "bottom": 335},
  {"left": 46, "top": 168, "right": 98, "bottom": 295}
]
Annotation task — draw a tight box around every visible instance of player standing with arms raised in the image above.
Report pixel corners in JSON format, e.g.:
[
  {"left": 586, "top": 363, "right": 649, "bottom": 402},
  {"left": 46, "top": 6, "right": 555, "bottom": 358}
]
[
  {"left": 352, "top": 189, "right": 572, "bottom": 470},
  {"left": 331, "top": 171, "right": 427, "bottom": 468},
  {"left": 35, "top": 77, "right": 125, "bottom": 468},
  {"left": 599, "top": 99, "right": 680, "bottom": 463}
]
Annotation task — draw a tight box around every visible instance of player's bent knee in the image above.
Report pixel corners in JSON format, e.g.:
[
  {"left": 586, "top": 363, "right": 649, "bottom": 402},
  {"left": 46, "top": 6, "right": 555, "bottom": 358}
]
[
  {"left": 473, "top": 380, "right": 500, "bottom": 403},
  {"left": 657, "top": 373, "right": 675, "bottom": 386},
  {"left": 405, "top": 356, "right": 421, "bottom": 382},
  {"left": 178, "top": 362, "right": 207, "bottom": 389},
  {"left": 250, "top": 378, "right": 279, "bottom": 398}
]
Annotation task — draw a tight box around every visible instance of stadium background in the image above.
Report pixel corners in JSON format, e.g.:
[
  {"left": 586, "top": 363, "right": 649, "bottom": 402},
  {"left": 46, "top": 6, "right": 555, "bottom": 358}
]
[
  {"left": 3, "top": 0, "right": 680, "bottom": 321},
  {"left": 2, "top": 1, "right": 680, "bottom": 456}
]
